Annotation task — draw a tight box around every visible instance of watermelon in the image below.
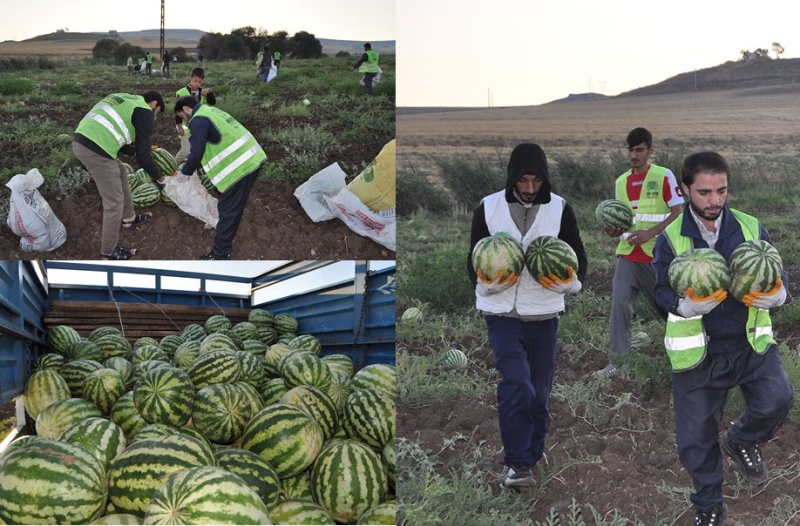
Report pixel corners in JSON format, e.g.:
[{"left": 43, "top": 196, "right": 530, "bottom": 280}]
[
  {"left": 439, "top": 348, "right": 468, "bottom": 369},
  {"left": 47, "top": 325, "right": 82, "bottom": 355},
  {"left": 129, "top": 423, "right": 183, "bottom": 444},
  {"left": 134, "top": 337, "right": 160, "bottom": 350},
  {"left": 352, "top": 364, "right": 396, "bottom": 396},
  {"left": 595, "top": 199, "right": 634, "bottom": 231},
  {"left": 83, "top": 367, "right": 126, "bottom": 414},
  {"left": 192, "top": 383, "right": 253, "bottom": 444},
  {"left": 343, "top": 388, "right": 396, "bottom": 449},
  {"left": 91, "top": 514, "right": 144, "bottom": 525},
  {"left": 240, "top": 403, "right": 325, "bottom": 478},
  {"left": 242, "top": 339, "right": 268, "bottom": 356},
  {"left": 219, "top": 329, "right": 245, "bottom": 350},
  {"left": 269, "top": 500, "right": 336, "bottom": 525},
  {"left": 357, "top": 501, "right": 398, "bottom": 525},
  {"left": 0, "top": 440, "right": 106, "bottom": 524},
  {"left": 160, "top": 187, "right": 176, "bottom": 207},
  {"left": 88, "top": 325, "right": 122, "bottom": 343},
  {"left": 23, "top": 369, "right": 71, "bottom": 420},
  {"left": 728, "top": 239, "right": 784, "bottom": 301},
  {"left": 173, "top": 340, "right": 201, "bottom": 368},
  {"left": 108, "top": 434, "right": 216, "bottom": 516},
  {"left": 199, "top": 333, "right": 238, "bottom": 355},
  {"left": 104, "top": 356, "right": 135, "bottom": 389},
  {"left": 668, "top": 248, "right": 731, "bottom": 298},
  {"left": 214, "top": 448, "right": 281, "bottom": 509},
  {"left": 281, "top": 471, "right": 313, "bottom": 501},
  {"left": 187, "top": 349, "right": 241, "bottom": 389},
  {"left": 282, "top": 352, "right": 332, "bottom": 390},
  {"left": 36, "top": 397, "right": 103, "bottom": 440},
  {"left": 248, "top": 308, "right": 274, "bottom": 328},
  {"left": 131, "top": 182, "right": 161, "bottom": 208},
  {"left": 235, "top": 351, "right": 265, "bottom": 388},
  {"left": 326, "top": 371, "right": 353, "bottom": 414},
  {"left": 231, "top": 382, "right": 265, "bottom": 418},
  {"left": 322, "top": 354, "right": 354, "bottom": 378},
  {"left": 64, "top": 339, "right": 102, "bottom": 362},
  {"left": 232, "top": 321, "right": 259, "bottom": 342},
  {"left": 274, "top": 313, "right": 299, "bottom": 334},
  {"left": 133, "top": 168, "right": 152, "bottom": 188},
  {"left": 151, "top": 147, "right": 177, "bottom": 178},
  {"left": 472, "top": 232, "right": 526, "bottom": 294},
  {"left": 256, "top": 326, "right": 278, "bottom": 346},
  {"left": 96, "top": 332, "right": 133, "bottom": 360},
  {"left": 264, "top": 343, "right": 293, "bottom": 377},
  {"left": 401, "top": 307, "right": 423, "bottom": 322},
  {"left": 133, "top": 366, "right": 194, "bottom": 426},
  {"left": 524, "top": 235, "right": 579, "bottom": 282},
  {"left": 289, "top": 334, "right": 322, "bottom": 355},
  {"left": 260, "top": 377, "right": 289, "bottom": 406},
  {"left": 181, "top": 324, "right": 207, "bottom": 343},
  {"left": 60, "top": 359, "right": 104, "bottom": 397},
  {"left": 382, "top": 438, "right": 396, "bottom": 487},
  {"left": 143, "top": 466, "right": 271, "bottom": 525},
  {"left": 132, "top": 359, "right": 171, "bottom": 383},
  {"left": 197, "top": 170, "right": 216, "bottom": 194},
  {"left": 110, "top": 391, "right": 148, "bottom": 440},
  {"left": 310, "top": 439, "right": 388, "bottom": 524},
  {"left": 159, "top": 335, "right": 184, "bottom": 359},
  {"left": 60, "top": 417, "right": 127, "bottom": 471},
  {"left": 32, "top": 353, "right": 65, "bottom": 372},
  {"left": 131, "top": 345, "right": 169, "bottom": 365},
  {"left": 122, "top": 162, "right": 135, "bottom": 175},
  {"left": 205, "top": 314, "right": 231, "bottom": 333},
  {"left": 280, "top": 386, "right": 339, "bottom": 440}
]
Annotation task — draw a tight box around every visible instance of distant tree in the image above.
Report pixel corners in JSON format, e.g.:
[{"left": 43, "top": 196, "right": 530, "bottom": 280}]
[
  {"left": 93, "top": 38, "right": 120, "bottom": 63},
  {"left": 335, "top": 50, "right": 352, "bottom": 58},
  {"left": 231, "top": 26, "right": 267, "bottom": 59},
  {"left": 198, "top": 31, "right": 224, "bottom": 60},
  {"left": 289, "top": 31, "right": 322, "bottom": 59},
  {"left": 266, "top": 30, "right": 289, "bottom": 57},
  {"left": 114, "top": 42, "right": 146, "bottom": 65},
  {"left": 172, "top": 46, "right": 189, "bottom": 62},
  {"left": 772, "top": 42, "right": 785, "bottom": 59},
  {"left": 754, "top": 48, "right": 770, "bottom": 58}
]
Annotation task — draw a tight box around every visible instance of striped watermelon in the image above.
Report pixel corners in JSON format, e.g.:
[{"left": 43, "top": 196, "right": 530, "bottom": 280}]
[
  {"left": 214, "top": 448, "right": 281, "bottom": 509},
  {"left": 282, "top": 352, "right": 332, "bottom": 391},
  {"left": 96, "top": 332, "right": 132, "bottom": 360},
  {"left": 122, "top": 162, "right": 135, "bottom": 175},
  {"left": 129, "top": 423, "right": 183, "bottom": 444},
  {"left": 401, "top": 307, "right": 423, "bottom": 322},
  {"left": 524, "top": 235, "right": 579, "bottom": 282},
  {"left": 289, "top": 334, "right": 322, "bottom": 355},
  {"left": 160, "top": 187, "right": 176, "bottom": 207},
  {"left": 595, "top": 199, "right": 634, "bottom": 231},
  {"left": 108, "top": 434, "right": 216, "bottom": 516},
  {"left": 128, "top": 172, "right": 144, "bottom": 192},
  {"left": 322, "top": 354, "right": 354, "bottom": 378},
  {"left": 133, "top": 168, "right": 152, "bottom": 188},
  {"left": 199, "top": 333, "right": 238, "bottom": 354},
  {"left": 231, "top": 382, "right": 265, "bottom": 418},
  {"left": 280, "top": 385, "right": 339, "bottom": 440},
  {"left": 159, "top": 335, "right": 184, "bottom": 359},
  {"left": 205, "top": 314, "right": 231, "bottom": 333},
  {"left": 264, "top": 343, "right": 293, "bottom": 377},
  {"left": 197, "top": 170, "right": 216, "bottom": 194},
  {"left": 277, "top": 333, "right": 297, "bottom": 344},
  {"left": 248, "top": 308, "right": 275, "bottom": 328},
  {"left": 192, "top": 383, "right": 253, "bottom": 444},
  {"left": 439, "top": 348, "right": 468, "bottom": 369},
  {"left": 134, "top": 337, "right": 160, "bottom": 350},
  {"left": 133, "top": 366, "right": 194, "bottom": 426},
  {"left": 269, "top": 500, "right": 335, "bottom": 525},
  {"left": 343, "top": 388, "right": 396, "bottom": 449},
  {"left": 219, "top": 329, "right": 245, "bottom": 350},
  {"left": 235, "top": 351, "right": 265, "bottom": 388},
  {"left": 357, "top": 501, "right": 397, "bottom": 525},
  {"left": 240, "top": 403, "right": 325, "bottom": 478},
  {"left": 47, "top": 325, "right": 82, "bottom": 355},
  {"left": 173, "top": 340, "right": 201, "bottom": 368},
  {"left": 91, "top": 514, "right": 144, "bottom": 525},
  {"left": 65, "top": 339, "right": 102, "bottom": 362},
  {"left": 310, "top": 439, "right": 388, "bottom": 524},
  {"left": 242, "top": 339, "right": 268, "bottom": 356},
  {"left": 274, "top": 313, "right": 299, "bottom": 334},
  {"left": 131, "top": 182, "right": 161, "bottom": 208},
  {"left": 131, "top": 345, "right": 169, "bottom": 365},
  {"left": 668, "top": 248, "right": 731, "bottom": 298},
  {"left": 36, "top": 397, "right": 103, "bottom": 440},
  {"left": 61, "top": 417, "right": 127, "bottom": 471},
  {"left": 260, "top": 377, "right": 289, "bottom": 406},
  {"left": 352, "top": 364, "right": 396, "bottom": 396},
  {"left": 472, "top": 232, "right": 526, "bottom": 294},
  {"left": 0, "top": 440, "right": 106, "bottom": 524},
  {"left": 132, "top": 359, "right": 171, "bottom": 383},
  {"left": 181, "top": 324, "right": 207, "bottom": 343},
  {"left": 83, "top": 367, "right": 126, "bottom": 414},
  {"left": 281, "top": 470, "right": 313, "bottom": 501},
  {"left": 143, "top": 466, "right": 271, "bottom": 525},
  {"left": 232, "top": 321, "right": 259, "bottom": 342},
  {"left": 110, "top": 391, "right": 148, "bottom": 440},
  {"left": 151, "top": 147, "right": 177, "bottom": 178},
  {"left": 88, "top": 325, "right": 122, "bottom": 343},
  {"left": 382, "top": 438, "right": 396, "bottom": 487},
  {"left": 105, "top": 356, "right": 135, "bottom": 389},
  {"left": 33, "top": 353, "right": 65, "bottom": 372},
  {"left": 257, "top": 326, "right": 279, "bottom": 346},
  {"left": 187, "top": 349, "right": 241, "bottom": 389},
  {"left": 728, "top": 239, "right": 784, "bottom": 301},
  {"left": 326, "top": 371, "right": 353, "bottom": 414},
  {"left": 23, "top": 369, "right": 71, "bottom": 420},
  {"left": 179, "top": 425, "right": 214, "bottom": 451},
  {"left": 60, "top": 359, "right": 104, "bottom": 397}
]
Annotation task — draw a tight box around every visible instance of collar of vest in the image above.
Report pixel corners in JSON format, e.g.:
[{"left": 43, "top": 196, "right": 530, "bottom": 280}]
[{"left": 679, "top": 204, "right": 740, "bottom": 240}]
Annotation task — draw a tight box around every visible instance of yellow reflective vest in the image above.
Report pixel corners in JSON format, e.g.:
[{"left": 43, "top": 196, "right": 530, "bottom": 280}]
[{"left": 615, "top": 164, "right": 673, "bottom": 258}]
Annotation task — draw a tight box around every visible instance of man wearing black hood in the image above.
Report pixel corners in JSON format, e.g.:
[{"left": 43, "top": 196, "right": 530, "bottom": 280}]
[{"left": 467, "top": 143, "right": 588, "bottom": 489}]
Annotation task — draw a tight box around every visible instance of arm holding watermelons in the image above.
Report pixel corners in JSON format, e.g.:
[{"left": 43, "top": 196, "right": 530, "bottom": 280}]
[
  {"left": 677, "top": 287, "right": 727, "bottom": 318},
  {"left": 540, "top": 266, "right": 582, "bottom": 295},
  {"left": 737, "top": 226, "right": 790, "bottom": 309},
  {"left": 467, "top": 203, "right": 492, "bottom": 288},
  {"left": 743, "top": 279, "right": 786, "bottom": 309},
  {"left": 558, "top": 203, "right": 588, "bottom": 284}
]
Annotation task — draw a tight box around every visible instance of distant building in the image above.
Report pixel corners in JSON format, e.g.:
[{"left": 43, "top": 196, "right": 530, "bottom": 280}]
[{"left": 108, "top": 30, "right": 119, "bottom": 39}]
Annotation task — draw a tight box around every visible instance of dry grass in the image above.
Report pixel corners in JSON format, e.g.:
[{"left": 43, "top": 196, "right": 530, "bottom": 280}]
[{"left": 0, "top": 38, "right": 198, "bottom": 56}]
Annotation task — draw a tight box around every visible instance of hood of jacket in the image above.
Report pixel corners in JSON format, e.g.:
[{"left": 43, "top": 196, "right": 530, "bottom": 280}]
[{"left": 504, "top": 143, "right": 552, "bottom": 205}]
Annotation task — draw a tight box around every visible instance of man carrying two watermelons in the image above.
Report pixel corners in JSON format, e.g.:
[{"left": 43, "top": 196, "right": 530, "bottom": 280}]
[
  {"left": 175, "top": 95, "right": 267, "bottom": 260},
  {"left": 467, "top": 143, "right": 588, "bottom": 489},
  {"left": 596, "top": 127, "right": 684, "bottom": 378},
  {"left": 73, "top": 92, "right": 168, "bottom": 260},
  {"left": 652, "top": 151, "right": 793, "bottom": 526}
]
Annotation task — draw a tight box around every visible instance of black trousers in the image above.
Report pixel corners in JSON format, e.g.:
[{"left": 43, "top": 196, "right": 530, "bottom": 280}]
[
  {"left": 212, "top": 165, "right": 262, "bottom": 257},
  {"left": 364, "top": 72, "right": 377, "bottom": 95}
]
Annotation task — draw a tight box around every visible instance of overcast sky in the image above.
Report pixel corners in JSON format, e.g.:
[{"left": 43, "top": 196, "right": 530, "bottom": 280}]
[
  {"left": 2, "top": 0, "right": 395, "bottom": 42},
  {"left": 397, "top": 0, "right": 800, "bottom": 107}
]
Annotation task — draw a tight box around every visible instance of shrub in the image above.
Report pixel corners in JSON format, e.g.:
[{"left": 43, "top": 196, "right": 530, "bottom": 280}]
[
  {"left": 397, "top": 165, "right": 449, "bottom": 217},
  {"left": 335, "top": 51, "right": 352, "bottom": 58},
  {"left": 0, "top": 77, "right": 34, "bottom": 96},
  {"left": 54, "top": 81, "right": 83, "bottom": 95},
  {"left": 398, "top": 242, "right": 474, "bottom": 313},
  {"left": 436, "top": 157, "right": 504, "bottom": 211}
]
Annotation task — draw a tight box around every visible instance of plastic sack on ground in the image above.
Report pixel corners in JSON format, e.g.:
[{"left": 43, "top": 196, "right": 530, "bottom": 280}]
[
  {"left": 325, "top": 188, "right": 395, "bottom": 252},
  {"left": 162, "top": 174, "right": 219, "bottom": 229},
  {"left": 360, "top": 67, "right": 383, "bottom": 86},
  {"left": 6, "top": 168, "right": 67, "bottom": 252},
  {"left": 294, "top": 162, "right": 346, "bottom": 222},
  {"left": 346, "top": 139, "right": 395, "bottom": 211},
  {"left": 267, "top": 64, "right": 278, "bottom": 83}
]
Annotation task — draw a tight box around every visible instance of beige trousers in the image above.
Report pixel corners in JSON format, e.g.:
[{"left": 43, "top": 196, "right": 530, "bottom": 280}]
[{"left": 175, "top": 132, "right": 192, "bottom": 165}]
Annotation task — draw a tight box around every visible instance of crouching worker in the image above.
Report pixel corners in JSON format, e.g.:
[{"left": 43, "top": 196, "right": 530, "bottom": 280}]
[
  {"left": 73, "top": 91, "right": 168, "bottom": 260},
  {"left": 174, "top": 95, "right": 267, "bottom": 260}
]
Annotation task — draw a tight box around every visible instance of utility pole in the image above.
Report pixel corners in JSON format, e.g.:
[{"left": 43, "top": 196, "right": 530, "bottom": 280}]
[{"left": 160, "top": 0, "right": 165, "bottom": 59}]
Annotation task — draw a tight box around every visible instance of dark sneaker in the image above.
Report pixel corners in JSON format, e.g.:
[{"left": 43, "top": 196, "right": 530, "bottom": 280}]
[
  {"left": 721, "top": 429, "right": 768, "bottom": 485},
  {"left": 499, "top": 465, "right": 535, "bottom": 489},
  {"left": 594, "top": 363, "right": 620, "bottom": 378},
  {"left": 695, "top": 503, "right": 728, "bottom": 526},
  {"left": 199, "top": 251, "right": 232, "bottom": 260}
]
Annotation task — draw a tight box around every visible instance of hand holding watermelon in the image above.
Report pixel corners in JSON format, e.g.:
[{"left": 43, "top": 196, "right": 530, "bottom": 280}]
[
  {"left": 742, "top": 278, "right": 786, "bottom": 309},
  {"left": 539, "top": 266, "right": 582, "bottom": 295},
  {"left": 677, "top": 287, "right": 727, "bottom": 318}
]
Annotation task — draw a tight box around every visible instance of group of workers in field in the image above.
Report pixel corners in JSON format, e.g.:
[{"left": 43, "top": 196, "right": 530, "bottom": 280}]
[{"left": 75, "top": 42, "right": 382, "bottom": 260}]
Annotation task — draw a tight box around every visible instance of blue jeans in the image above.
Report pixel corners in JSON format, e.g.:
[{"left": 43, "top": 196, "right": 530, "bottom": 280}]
[
  {"left": 258, "top": 68, "right": 269, "bottom": 81},
  {"left": 485, "top": 315, "right": 559, "bottom": 467}
]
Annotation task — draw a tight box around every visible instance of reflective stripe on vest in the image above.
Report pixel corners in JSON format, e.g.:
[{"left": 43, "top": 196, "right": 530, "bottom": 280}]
[
  {"left": 74, "top": 94, "right": 147, "bottom": 158},
  {"left": 615, "top": 164, "right": 672, "bottom": 258},
  {"left": 360, "top": 50, "right": 379, "bottom": 73},
  {"left": 191, "top": 105, "right": 267, "bottom": 193},
  {"left": 662, "top": 210, "right": 775, "bottom": 371}
]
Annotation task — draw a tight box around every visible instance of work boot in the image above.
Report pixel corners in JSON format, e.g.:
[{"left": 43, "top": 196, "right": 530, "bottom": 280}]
[
  {"left": 594, "top": 363, "right": 620, "bottom": 378},
  {"left": 695, "top": 503, "right": 728, "bottom": 526},
  {"left": 498, "top": 465, "right": 535, "bottom": 489},
  {"left": 721, "top": 429, "right": 768, "bottom": 485}
]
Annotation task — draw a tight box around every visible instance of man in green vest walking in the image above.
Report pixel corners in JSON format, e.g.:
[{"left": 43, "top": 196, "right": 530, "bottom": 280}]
[
  {"left": 351, "top": 42, "right": 379, "bottom": 95},
  {"left": 596, "top": 127, "right": 683, "bottom": 378},
  {"left": 145, "top": 52, "right": 153, "bottom": 75},
  {"left": 272, "top": 50, "right": 281, "bottom": 69},
  {"left": 73, "top": 91, "right": 167, "bottom": 260},
  {"left": 653, "top": 151, "right": 793, "bottom": 526},
  {"left": 127, "top": 56, "right": 133, "bottom": 75},
  {"left": 174, "top": 95, "right": 267, "bottom": 259}
]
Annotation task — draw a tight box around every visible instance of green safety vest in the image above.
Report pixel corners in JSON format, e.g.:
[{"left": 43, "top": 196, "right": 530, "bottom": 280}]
[
  {"left": 127, "top": 57, "right": 132, "bottom": 66},
  {"left": 190, "top": 104, "right": 267, "bottom": 193},
  {"left": 615, "top": 164, "right": 673, "bottom": 257},
  {"left": 146, "top": 54, "right": 152, "bottom": 64},
  {"left": 176, "top": 87, "right": 211, "bottom": 133},
  {"left": 138, "top": 58, "right": 143, "bottom": 65},
  {"left": 359, "top": 50, "right": 379, "bottom": 73},
  {"left": 255, "top": 51, "right": 264, "bottom": 66},
  {"left": 662, "top": 210, "right": 775, "bottom": 372},
  {"left": 74, "top": 93, "right": 150, "bottom": 158},
  {"left": 273, "top": 51, "right": 281, "bottom": 60}
]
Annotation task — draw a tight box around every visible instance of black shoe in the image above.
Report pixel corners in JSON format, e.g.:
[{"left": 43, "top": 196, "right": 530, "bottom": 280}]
[
  {"left": 499, "top": 464, "right": 535, "bottom": 489},
  {"left": 199, "top": 251, "right": 232, "bottom": 260},
  {"left": 695, "top": 503, "right": 728, "bottom": 526},
  {"left": 101, "top": 246, "right": 137, "bottom": 260},
  {"left": 721, "top": 429, "right": 768, "bottom": 485}
]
